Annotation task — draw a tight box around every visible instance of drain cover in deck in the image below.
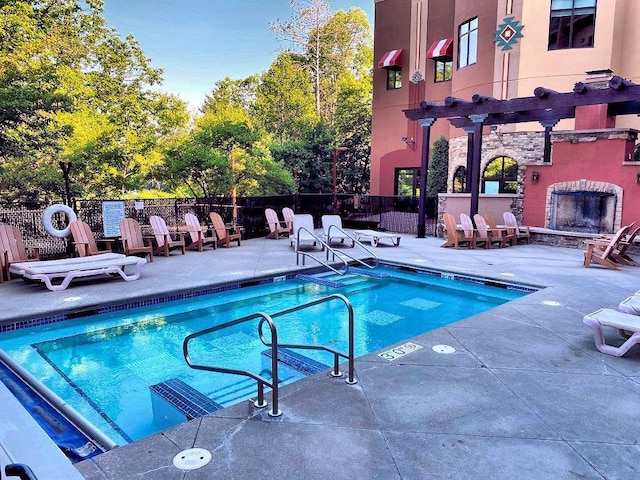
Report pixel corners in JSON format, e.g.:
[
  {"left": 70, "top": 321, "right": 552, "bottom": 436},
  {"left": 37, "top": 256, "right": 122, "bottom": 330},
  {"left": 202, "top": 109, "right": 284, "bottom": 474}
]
[
  {"left": 432, "top": 344, "right": 456, "bottom": 354},
  {"left": 173, "top": 448, "right": 212, "bottom": 470}
]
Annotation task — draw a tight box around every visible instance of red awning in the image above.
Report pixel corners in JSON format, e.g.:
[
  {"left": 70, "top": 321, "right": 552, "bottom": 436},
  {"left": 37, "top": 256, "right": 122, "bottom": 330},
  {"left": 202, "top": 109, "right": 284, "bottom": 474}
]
[
  {"left": 427, "top": 38, "right": 453, "bottom": 60},
  {"left": 377, "top": 49, "right": 403, "bottom": 68}
]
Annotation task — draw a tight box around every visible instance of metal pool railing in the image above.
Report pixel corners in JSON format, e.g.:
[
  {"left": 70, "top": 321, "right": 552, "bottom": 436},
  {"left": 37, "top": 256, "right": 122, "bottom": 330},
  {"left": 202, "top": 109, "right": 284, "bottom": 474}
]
[{"left": 182, "top": 294, "right": 356, "bottom": 417}]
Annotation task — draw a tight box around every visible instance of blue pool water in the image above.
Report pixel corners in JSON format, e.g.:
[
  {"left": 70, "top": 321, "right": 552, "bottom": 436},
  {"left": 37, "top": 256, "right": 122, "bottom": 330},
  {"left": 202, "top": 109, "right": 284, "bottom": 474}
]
[{"left": 0, "top": 266, "right": 530, "bottom": 444}]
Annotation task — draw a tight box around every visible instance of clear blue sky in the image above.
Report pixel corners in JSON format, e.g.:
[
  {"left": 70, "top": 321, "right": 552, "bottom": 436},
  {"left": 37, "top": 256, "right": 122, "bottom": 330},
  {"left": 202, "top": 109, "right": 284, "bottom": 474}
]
[{"left": 101, "top": 1, "right": 374, "bottom": 110}]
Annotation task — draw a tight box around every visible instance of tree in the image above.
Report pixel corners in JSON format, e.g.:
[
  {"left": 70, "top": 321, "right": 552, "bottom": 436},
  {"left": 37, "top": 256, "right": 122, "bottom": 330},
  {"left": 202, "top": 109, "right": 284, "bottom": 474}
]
[
  {"left": 254, "top": 52, "right": 316, "bottom": 144},
  {"left": 426, "top": 135, "right": 449, "bottom": 196},
  {"left": 201, "top": 76, "right": 258, "bottom": 117}
]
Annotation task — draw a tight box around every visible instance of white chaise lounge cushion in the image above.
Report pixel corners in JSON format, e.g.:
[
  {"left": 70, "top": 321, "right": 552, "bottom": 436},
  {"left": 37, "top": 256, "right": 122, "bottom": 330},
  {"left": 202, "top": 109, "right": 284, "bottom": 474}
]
[
  {"left": 583, "top": 308, "right": 640, "bottom": 357},
  {"left": 9, "top": 253, "right": 146, "bottom": 291}
]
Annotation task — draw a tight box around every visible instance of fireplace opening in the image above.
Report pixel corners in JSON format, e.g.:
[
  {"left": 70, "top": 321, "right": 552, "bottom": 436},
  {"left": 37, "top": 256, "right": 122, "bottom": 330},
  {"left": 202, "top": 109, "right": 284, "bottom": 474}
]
[{"left": 550, "top": 190, "right": 615, "bottom": 234}]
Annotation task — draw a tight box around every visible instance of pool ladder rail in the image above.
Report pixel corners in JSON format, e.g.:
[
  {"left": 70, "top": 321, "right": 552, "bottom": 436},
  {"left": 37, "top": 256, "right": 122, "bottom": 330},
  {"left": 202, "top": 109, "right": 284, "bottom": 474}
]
[
  {"left": 182, "top": 294, "right": 357, "bottom": 418},
  {"left": 294, "top": 225, "right": 379, "bottom": 275}
]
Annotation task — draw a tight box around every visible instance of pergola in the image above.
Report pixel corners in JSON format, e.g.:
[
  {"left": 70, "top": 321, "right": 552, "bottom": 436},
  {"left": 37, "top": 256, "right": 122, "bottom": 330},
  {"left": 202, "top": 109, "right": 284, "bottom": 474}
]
[{"left": 403, "top": 75, "right": 640, "bottom": 238}]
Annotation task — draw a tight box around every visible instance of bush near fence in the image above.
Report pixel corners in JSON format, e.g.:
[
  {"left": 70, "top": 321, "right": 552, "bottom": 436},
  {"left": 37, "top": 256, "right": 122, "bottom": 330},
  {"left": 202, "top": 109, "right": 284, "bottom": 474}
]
[{"left": 0, "top": 195, "right": 438, "bottom": 259}]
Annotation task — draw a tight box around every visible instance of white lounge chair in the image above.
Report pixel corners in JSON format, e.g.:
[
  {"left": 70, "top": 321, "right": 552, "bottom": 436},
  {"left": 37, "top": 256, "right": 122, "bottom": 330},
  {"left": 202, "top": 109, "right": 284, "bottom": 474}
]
[
  {"left": 291, "top": 214, "right": 321, "bottom": 251},
  {"left": 9, "top": 253, "right": 146, "bottom": 291},
  {"left": 321, "top": 215, "right": 354, "bottom": 247},
  {"left": 583, "top": 308, "right": 640, "bottom": 357},
  {"left": 354, "top": 229, "right": 401, "bottom": 247}
]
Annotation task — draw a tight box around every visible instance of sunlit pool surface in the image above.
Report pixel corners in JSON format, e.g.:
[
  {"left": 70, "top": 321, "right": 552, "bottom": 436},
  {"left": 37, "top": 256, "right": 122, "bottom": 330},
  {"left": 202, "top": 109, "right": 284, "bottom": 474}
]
[{"left": 0, "top": 266, "right": 532, "bottom": 444}]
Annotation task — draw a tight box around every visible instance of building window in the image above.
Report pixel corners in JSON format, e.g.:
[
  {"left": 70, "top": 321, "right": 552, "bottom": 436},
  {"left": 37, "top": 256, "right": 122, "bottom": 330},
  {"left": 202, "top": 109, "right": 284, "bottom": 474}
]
[
  {"left": 435, "top": 60, "right": 453, "bottom": 82},
  {"left": 452, "top": 166, "right": 466, "bottom": 192},
  {"left": 458, "top": 17, "right": 478, "bottom": 68},
  {"left": 395, "top": 168, "right": 419, "bottom": 196},
  {"left": 387, "top": 68, "right": 402, "bottom": 90},
  {"left": 482, "top": 156, "right": 518, "bottom": 193},
  {"left": 549, "top": 0, "right": 596, "bottom": 50}
]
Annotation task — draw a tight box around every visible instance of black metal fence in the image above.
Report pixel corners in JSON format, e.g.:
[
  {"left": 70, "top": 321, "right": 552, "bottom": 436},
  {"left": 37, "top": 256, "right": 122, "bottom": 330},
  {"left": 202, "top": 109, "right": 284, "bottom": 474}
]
[{"left": 0, "top": 194, "right": 438, "bottom": 259}]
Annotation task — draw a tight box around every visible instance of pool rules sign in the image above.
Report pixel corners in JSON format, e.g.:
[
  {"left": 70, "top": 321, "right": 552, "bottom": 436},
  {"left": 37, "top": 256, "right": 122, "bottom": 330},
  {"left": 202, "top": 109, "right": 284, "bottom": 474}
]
[{"left": 102, "top": 201, "right": 125, "bottom": 237}]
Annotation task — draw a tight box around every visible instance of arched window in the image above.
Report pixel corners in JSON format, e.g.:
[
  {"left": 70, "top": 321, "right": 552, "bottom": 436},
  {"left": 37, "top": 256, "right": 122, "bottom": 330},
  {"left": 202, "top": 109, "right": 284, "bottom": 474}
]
[
  {"left": 452, "top": 166, "right": 466, "bottom": 192},
  {"left": 482, "top": 156, "right": 518, "bottom": 193}
]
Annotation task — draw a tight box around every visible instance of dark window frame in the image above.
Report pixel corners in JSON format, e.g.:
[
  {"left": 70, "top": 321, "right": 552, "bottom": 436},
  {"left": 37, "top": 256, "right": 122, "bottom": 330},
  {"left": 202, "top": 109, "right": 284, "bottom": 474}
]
[
  {"left": 434, "top": 59, "right": 453, "bottom": 82},
  {"left": 386, "top": 67, "right": 402, "bottom": 90},
  {"left": 548, "top": 0, "right": 597, "bottom": 50},
  {"left": 482, "top": 156, "right": 518, "bottom": 194},
  {"left": 394, "top": 167, "right": 420, "bottom": 196},
  {"left": 458, "top": 17, "right": 478, "bottom": 69}
]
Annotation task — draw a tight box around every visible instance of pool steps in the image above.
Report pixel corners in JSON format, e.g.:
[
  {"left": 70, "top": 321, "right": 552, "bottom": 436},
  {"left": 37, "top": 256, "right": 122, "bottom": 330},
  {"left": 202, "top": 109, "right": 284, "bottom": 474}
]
[
  {"left": 150, "top": 378, "right": 223, "bottom": 420},
  {"left": 261, "top": 348, "right": 330, "bottom": 376}
]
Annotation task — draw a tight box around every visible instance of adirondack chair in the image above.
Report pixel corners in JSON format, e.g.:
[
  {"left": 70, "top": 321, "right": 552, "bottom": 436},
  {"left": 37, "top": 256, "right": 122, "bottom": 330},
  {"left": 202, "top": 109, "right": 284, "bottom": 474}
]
[
  {"left": 184, "top": 213, "right": 216, "bottom": 251},
  {"left": 460, "top": 213, "right": 483, "bottom": 248},
  {"left": 119, "top": 218, "right": 153, "bottom": 262},
  {"left": 503, "top": 212, "right": 531, "bottom": 244},
  {"left": 440, "top": 213, "right": 474, "bottom": 249},
  {"left": 209, "top": 212, "right": 241, "bottom": 248},
  {"left": 265, "top": 208, "right": 288, "bottom": 239},
  {"left": 485, "top": 213, "right": 516, "bottom": 247},
  {"left": 282, "top": 207, "right": 295, "bottom": 235},
  {"left": 473, "top": 214, "right": 505, "bottom": 248},
  {"left": 149, "top": 215, "right": 186, "bottom": 257},
  {"left": 0, "top": 224, "right": 40, "bottom": 281},
  {"left": 70, "top": 220, "right": 113, "bottom": 257},
  {"left": 583, "top": 224, "right": 631, "bottom": 270}
]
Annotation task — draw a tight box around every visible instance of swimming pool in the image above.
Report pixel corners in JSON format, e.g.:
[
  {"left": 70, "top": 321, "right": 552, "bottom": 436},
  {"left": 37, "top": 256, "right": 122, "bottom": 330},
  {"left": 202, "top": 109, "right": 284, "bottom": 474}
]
[{"left": 0, "top": 265, "right": 532, "bottom": 445}]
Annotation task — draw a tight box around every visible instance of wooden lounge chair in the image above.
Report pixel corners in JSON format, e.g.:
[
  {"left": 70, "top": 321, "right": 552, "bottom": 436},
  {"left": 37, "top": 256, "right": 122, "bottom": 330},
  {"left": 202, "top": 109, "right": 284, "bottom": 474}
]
[
  {"left": 605, "top": 224, "right": 640, "bottom": 266},
  {"left": 440, "top": 213, "right": 474, "bottom": 249},
  {"left": 209, "top": 212, "right": 241, "bottom": 248},
  {"left": 583, "top": 308, "right": 640, "bottom": 357},
  {"left": 119, "top": 218, "right": 153, "bottom": 262},
  {"left": 321, "top": 215, "right": 354, "bottom": 247},
  {"left": 485, "top": 213, "right": 516, "bottom": 247},
  {"left": 503, "top": 212, "right": 531, "bottom": 244},
  {"left": 282, "top": 207, "right": 295, "bottom": 235},
  {"left": 460, "top": 214, "right": 482, "bottom": 249},
  {"left": 583, "top": 224, "right": 631, "bottom": 270},
  {"left": 9, "top": 252, "right": 146, "bottom": 291},
  {"left": 150, "top": 215, "right": 186, "bottom": 257},
  {"left": 70, "top": 220, "right": 113, "bottom": 257},
  {"left": 265, "top": 208, "right": 289, "bottom": 239},
  {"left": 0, "top": 224, "right": 40, "bottom": 281},
  {"left": 184, "top": 213, "right": 217, "bottom": 252},
  {"left": 473, "top": 214, "right": 505, "bottom": 248}
]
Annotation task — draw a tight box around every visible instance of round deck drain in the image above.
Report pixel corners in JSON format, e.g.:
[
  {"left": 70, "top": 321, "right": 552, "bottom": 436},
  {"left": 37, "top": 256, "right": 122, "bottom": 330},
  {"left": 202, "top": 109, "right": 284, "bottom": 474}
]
[
  {"left": 173, "top": 448, "right": 212, "bottom": 470},
  {"left": 542, "top": 300, "right": 561, "bottom": 306},
  {"left": 432, "top": 344, "right": 456, "bottom": 354}
]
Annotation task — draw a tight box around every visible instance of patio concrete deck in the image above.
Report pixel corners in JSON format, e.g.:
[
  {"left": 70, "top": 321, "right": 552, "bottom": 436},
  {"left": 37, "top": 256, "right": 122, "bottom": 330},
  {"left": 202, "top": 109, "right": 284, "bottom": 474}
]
[{"left": 2, "top": 232, "right": 640, "bottom": 479}]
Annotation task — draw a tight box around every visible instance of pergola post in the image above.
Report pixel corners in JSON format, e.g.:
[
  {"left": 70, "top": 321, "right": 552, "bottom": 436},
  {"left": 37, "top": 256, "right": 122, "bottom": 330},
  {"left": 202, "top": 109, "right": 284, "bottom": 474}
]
[
  {"left": 468, "top": 114, "right": 487, "bottom": 217},
  {"left": 540, "top": 120, "right": 559, "bottom": 163},
  {"left": 463, "top": 126, "right": 475, "bottom": 193},
  {"left": 417, "top": 117, "right": 435, "bottom": 238}
]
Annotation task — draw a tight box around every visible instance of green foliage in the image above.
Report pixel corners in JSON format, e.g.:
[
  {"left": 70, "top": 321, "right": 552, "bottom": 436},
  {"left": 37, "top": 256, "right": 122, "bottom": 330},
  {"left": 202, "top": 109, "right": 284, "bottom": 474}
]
[{"left": 426, "top": 135, "right": 449, "bottom": 196}]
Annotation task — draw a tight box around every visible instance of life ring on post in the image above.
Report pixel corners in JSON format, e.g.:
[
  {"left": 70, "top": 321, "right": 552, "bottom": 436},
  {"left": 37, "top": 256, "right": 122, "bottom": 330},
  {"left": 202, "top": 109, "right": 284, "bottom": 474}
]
[{"left": 43, "top": 204, "right": 77, "bottom": 238}]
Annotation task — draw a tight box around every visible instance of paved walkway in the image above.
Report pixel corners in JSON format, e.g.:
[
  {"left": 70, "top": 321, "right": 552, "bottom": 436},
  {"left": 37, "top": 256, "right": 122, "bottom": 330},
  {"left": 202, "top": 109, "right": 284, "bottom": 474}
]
[{"left": 2, "top": 233, "right": 640, "bottom": 479}]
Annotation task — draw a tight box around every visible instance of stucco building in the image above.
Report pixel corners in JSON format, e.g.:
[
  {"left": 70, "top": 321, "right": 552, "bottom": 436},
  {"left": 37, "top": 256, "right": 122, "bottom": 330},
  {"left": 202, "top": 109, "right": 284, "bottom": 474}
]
[{"left": 371, "top": 0, "right": 640, "bottom": 233}]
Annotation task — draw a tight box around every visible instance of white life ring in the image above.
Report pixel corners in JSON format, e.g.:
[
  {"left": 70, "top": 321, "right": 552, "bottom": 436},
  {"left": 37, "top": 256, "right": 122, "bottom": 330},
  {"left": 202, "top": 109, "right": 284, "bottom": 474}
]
[{"left": 43, "top": 204, "right": 78, "bottom": 238}]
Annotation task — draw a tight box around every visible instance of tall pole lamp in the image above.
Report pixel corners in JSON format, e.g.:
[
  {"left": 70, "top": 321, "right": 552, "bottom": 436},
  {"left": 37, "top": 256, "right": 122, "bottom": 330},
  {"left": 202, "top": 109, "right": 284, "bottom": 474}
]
[{"left": 332, "top": 147, "right": 348, "bottom": 194}]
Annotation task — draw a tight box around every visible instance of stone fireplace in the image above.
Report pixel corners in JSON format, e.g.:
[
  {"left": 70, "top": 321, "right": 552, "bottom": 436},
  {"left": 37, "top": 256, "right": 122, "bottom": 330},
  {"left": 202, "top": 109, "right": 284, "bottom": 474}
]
[{"left": 546, "top": 180, "right": 622, "bottom": 234}]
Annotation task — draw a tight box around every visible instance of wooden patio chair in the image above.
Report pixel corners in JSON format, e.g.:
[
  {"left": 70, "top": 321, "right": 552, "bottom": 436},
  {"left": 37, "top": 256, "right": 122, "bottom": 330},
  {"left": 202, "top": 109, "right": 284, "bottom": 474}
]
[
  {"left": 460, "top": 213, "right": 483, "bottom": 249},
  {"left": 149, "top": 215, "right": 186, "bottom": 257},
  {"left": 583, "top": 224, "right": 632, "bottom": 270},
  {"left": 595, "top": 223, "right": 639, "bottom": 266},
  {"left": 282, "top": 207, "right": 295, "bottom": 235},
  {"left": 485, "top": 213, "right": 516, "bottom": 247},
  {"left": 265, "top": 208, "right": 289, "bottom": 239},
  {"left": 503, "top": 212, "right": 531, "bottom": 244},
  {"left": 209, "top": 212, "right": 241, "bottom": 248},
  {"left": 440, "top": 213, "right": 474, "bottom": 249},
  {"left": 0, "top": 224, "right": 40, "bottom": 281},
  {"left": 70, "top": 220, "right": 113, "bottom": 257},
  {"left": 119, "top": 218, "right": 153, "bottom": 262},
  {"left": 473, "top": 214, "right": 505, "bottom": 248},
  {"left": 184, "top": 213, "right": 216, "bottom": 252}
]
